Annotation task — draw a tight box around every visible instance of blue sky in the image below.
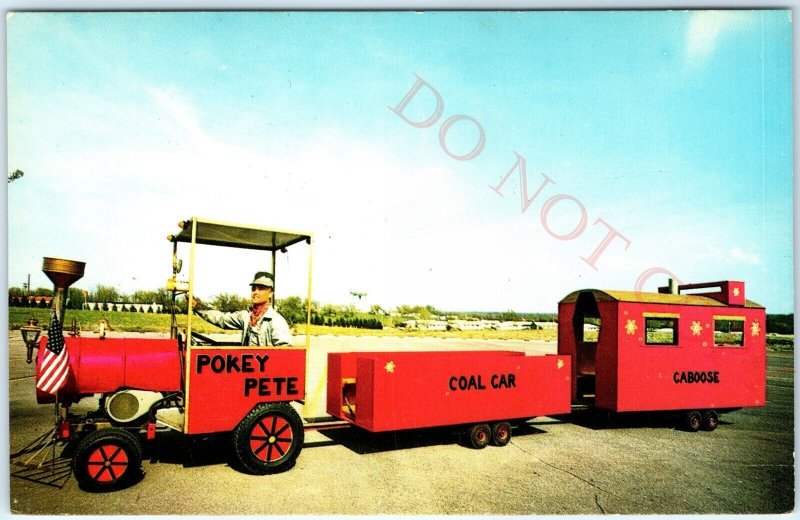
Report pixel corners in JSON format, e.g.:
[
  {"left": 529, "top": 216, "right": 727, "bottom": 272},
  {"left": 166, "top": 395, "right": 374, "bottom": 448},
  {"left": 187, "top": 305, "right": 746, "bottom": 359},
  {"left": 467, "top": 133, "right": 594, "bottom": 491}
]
[{"left": 6, "top": 11, "right": 794, "bottom": 312}]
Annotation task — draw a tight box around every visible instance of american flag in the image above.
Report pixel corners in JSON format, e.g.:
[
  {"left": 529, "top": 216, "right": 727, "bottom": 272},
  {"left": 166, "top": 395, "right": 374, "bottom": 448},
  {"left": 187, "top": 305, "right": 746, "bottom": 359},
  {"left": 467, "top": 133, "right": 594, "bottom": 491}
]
[{"left": 36, "top": 310, "right": 70, "bottom": 395}]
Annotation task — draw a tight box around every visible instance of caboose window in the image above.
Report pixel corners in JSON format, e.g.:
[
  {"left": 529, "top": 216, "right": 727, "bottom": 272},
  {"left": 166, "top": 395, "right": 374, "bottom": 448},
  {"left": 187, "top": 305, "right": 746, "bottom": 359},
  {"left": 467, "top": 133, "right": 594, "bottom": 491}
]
[
  {"left": 713, "top": 318, "right": 745, "bottom": 347},
  {"left": 645, "top": 318, "right": 678, "bottom": 345}
]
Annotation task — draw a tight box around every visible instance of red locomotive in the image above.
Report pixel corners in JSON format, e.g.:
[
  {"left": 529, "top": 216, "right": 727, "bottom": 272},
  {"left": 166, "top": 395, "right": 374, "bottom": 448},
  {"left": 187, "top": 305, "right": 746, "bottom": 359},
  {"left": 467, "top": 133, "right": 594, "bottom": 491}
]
[{"left": 16, "top": 218, "right": 767, "bottom": 492}]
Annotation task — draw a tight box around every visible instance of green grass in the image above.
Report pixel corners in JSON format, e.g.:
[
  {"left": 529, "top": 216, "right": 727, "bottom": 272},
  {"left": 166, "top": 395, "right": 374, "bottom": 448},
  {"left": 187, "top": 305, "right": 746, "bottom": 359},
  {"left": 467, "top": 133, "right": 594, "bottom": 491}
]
[
  {"left": 9, "top": 308, "right": 793, "bottom": 349},
  {"left": 766, "top": 334, "right": 795, "bottom": 352},
  {"left": 9, "top": 308, "right": 224, "bottom": 334}
]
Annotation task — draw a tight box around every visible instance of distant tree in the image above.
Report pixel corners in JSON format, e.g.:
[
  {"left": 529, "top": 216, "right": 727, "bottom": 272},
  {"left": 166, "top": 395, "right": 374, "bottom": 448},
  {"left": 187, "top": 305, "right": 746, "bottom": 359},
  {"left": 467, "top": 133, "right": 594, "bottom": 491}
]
[
  {"left": 7, "top": 169, "right": 24, "bottom": 183},
  {"left": 173, "top": 297, "right": 188, "bottom": 315},
  {"left": 95, "top": 285, "right": 121, "bottom": 303},
  {"left": 276, "top": 296, "right": 306, "bottom": 326},
  {"left": 499, "top": 309, "right": 519, "bottom": 321},
  {"left": 396, "top": 305, "right": 416, "bottom": 316},
  {"left": 154, "top": 289, "right": 172, "bottom": 309},
  {"left": 67, "top": 287, "right": 87, "bottom": 309},
  {"left": 8, "top": 286, "right": 25, "bottom": 298},
  {"left": 425, "top": 304, "right": 439, "bottom": 316},
  {"left": 320, "top": 304, "right": 339, "bottom": 317},
  {"left": 211, "top": 293, "right": 251, "bottom": 312},
  {"left": 767, "top": 314, "right": 794, "bottom": 335},
  {"left": 370, "top": 304, "right": 384, "bottom": 315},
  {"left": 304, "top": 299, "right": 320, "bottom": 316},
  {"left": 33, "top": 287, "right": 54, "bottom": 296},
  {"left": 133, "top": 290, "right": 162, "bottom": 305}
]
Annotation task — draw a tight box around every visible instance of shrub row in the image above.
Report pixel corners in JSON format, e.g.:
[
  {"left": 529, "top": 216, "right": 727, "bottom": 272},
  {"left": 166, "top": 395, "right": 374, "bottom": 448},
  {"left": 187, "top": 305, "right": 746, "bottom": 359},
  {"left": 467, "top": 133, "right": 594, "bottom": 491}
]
[{"left": 310, "top": 314, "right": 383, "bottom": 329}]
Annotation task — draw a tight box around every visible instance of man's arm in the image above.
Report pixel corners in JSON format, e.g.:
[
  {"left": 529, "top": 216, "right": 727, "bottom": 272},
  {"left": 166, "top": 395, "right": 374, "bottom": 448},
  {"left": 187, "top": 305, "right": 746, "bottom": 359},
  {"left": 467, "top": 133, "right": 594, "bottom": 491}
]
[{"left": 196, "top": 309, "right": 247, "bottom": 330}]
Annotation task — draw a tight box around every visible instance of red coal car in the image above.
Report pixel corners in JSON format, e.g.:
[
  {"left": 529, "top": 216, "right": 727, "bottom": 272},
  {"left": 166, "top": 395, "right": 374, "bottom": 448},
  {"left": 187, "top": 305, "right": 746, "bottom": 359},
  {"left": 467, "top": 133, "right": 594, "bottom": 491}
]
[{"left": 326, "top": 350, "right": 571, "bottom": 446}]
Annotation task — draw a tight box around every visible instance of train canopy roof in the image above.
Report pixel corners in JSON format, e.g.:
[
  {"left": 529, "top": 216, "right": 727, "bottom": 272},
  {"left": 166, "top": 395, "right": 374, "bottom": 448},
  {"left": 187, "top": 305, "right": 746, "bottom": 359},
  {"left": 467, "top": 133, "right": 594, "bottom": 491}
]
[
  {"left": 559, "top": 289, "right": 764, "bottom": 309},
  {"left": 170, "top": 217, "right": 312, "bottom": 252}
]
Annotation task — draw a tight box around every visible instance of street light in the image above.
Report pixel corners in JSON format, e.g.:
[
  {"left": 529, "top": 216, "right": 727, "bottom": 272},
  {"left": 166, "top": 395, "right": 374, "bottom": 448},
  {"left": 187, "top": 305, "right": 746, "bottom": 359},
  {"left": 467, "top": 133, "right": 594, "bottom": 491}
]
[{"left": 20, "top": 317, "right": 42, "bottom": 364}]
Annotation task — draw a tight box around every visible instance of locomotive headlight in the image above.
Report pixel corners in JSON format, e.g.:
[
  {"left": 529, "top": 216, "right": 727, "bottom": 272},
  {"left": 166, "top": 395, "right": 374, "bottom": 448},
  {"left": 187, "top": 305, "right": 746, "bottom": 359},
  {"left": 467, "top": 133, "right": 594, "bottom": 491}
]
[{"left": 20, "top": 318, "right": 42, "bottom": 364}]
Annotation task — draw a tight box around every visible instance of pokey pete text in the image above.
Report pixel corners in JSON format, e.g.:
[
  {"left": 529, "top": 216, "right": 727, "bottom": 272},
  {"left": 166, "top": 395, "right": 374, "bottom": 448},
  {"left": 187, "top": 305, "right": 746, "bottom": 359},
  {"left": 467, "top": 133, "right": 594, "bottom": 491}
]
[{"left": 195, "top": 353, "right": 300, "bottom": 397}]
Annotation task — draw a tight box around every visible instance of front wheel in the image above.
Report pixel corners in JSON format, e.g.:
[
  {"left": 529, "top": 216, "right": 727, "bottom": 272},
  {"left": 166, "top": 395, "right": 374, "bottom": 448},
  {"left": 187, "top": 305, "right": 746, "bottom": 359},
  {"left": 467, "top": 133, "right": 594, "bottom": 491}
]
[
  {"left": 72, "top": 428, "right": 143, "bottom": 492},
  {"left": 231, "top": 402, "right": 304, "bottom": 474}
]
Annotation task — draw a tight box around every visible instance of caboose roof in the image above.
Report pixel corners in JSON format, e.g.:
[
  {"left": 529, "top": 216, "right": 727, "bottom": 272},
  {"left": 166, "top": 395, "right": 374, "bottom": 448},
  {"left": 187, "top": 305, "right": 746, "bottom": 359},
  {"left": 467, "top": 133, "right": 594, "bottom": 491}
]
[{"left": 559, "top": 289, "right": 764, "bottom": 309}]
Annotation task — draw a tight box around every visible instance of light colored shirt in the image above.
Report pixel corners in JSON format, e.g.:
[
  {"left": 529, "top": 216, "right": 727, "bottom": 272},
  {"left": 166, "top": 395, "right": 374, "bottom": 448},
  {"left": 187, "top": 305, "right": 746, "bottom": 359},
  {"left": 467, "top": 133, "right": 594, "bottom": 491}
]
[{"left": 196, "top": 306, "right": 292, "bottom": 346}]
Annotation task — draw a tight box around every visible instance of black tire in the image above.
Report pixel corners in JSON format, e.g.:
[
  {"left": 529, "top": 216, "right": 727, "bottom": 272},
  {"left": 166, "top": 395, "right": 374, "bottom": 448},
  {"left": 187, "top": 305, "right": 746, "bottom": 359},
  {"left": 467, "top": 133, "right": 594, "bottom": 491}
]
[
  {"left": 702, "top": 410, "right": 719, "bottom": 431},
  {"left": 232, "top": 402, "right": 304, "bottom": 474},
  {"left": 683, "top": 411, "right": 702, "bottom": 432},
  {"left": 491, "top": 422, "right": 512, "bottom": 447},
  {"left": 467, "top": 423, "right": 491, "bottom": 449},
  {"left": 72, "top": 428, "right": 143, "bottom": 492}
]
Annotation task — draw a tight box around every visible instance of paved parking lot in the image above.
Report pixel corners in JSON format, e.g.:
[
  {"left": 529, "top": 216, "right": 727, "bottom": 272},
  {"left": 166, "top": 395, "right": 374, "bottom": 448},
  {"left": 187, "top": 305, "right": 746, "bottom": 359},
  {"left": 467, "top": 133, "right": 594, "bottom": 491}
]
[{"left": 7, "top": 333, "right": 795, "bottom": 514}]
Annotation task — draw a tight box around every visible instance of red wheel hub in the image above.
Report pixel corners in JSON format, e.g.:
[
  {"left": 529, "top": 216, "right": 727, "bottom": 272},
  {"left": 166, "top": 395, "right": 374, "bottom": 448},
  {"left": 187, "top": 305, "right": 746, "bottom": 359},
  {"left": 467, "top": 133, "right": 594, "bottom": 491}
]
[
  {"left": 86, "top": 444, "right": 129, "bottom": 482},
  {"left": 250, "top": 414, "right": 294, "bottom": 463}
]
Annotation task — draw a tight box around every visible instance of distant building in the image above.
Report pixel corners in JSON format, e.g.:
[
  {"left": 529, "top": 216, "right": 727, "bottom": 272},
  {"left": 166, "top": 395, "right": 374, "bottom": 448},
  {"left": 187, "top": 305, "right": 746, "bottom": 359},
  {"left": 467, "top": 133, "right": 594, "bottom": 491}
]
[
  {"left": 419, "top": 320, "right": 447, "bottom": 331},
  {"left": 496, "top": 321, "right": 533, "bottom": 330},
  {"left": 534, "top": 321, "right": 559, "bottom": 330},
  {"left": 482, "top": 320, "right": 502, "bottom": 329},
  {"left": 396, "top": 319, "right": 447, "bottom": 331},
  {"left": 448, "top": 320, "right": 486, "bottom": 331}
]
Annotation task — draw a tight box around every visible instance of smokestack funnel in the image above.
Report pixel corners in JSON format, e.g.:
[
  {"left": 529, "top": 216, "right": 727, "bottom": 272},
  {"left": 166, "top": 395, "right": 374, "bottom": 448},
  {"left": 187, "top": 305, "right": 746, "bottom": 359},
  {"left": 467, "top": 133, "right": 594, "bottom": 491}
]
[{"left": 42, "top": 257, "right": 85, "bottom": 320}]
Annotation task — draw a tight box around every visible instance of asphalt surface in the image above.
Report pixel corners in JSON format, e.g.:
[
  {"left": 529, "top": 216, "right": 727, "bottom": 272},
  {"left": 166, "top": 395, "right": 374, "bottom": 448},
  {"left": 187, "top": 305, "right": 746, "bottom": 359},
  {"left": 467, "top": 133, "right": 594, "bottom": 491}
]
[{"left": 7, "top": 332, "right": 795, "bottom": 515}]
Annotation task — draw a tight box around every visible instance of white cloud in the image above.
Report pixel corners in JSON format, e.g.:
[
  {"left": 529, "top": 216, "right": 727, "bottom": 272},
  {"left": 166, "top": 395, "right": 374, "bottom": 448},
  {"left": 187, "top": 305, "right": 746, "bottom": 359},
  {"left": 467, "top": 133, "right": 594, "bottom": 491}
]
[
  {"left": 147, "top": 86, "right": 206, "bottom": 143},
  {"left": 729, "top": 246, "right": 761, "bottom": 265},
  {"left": 685, "top": 11, "right": 752, "bottom": 66},
  {"left": 687, "top": 244, "right": 761, "bottom": 268}
]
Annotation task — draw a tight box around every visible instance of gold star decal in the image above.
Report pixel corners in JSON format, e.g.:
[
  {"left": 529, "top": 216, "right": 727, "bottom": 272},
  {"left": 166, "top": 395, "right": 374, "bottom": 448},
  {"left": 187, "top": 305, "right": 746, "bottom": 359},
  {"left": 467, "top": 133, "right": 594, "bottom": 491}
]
[
  {"left": 557, "top": 359, "right": 564, "bottom": 369},
  {"left": 384, "top": 361, "right": 396, "bottom": 373},
  {"left": 733, "top": 287, "right": 740, "bottom": 297},
  {"left": 691, "top": 321, "right": 703, "bottom": 336},
  {"left": 625, "top": 319, "right": 638, "bottom": 335},
  {"left": 750, "top": 321, "right": 760, "bottom": 336}
]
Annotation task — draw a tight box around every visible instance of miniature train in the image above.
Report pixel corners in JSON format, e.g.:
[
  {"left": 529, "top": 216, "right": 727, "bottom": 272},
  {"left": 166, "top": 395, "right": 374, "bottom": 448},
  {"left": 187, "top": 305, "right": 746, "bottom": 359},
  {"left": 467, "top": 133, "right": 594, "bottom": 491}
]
[{"left": 17, "top": 220, "right": 767, "bottom": 492}]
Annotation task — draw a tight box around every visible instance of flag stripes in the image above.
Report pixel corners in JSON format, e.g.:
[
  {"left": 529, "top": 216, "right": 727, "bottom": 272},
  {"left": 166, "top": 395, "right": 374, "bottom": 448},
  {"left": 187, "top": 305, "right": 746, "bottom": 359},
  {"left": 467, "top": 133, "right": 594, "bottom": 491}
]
[{"left": 36, "top": 310, "right": 70, "bottom": 395}]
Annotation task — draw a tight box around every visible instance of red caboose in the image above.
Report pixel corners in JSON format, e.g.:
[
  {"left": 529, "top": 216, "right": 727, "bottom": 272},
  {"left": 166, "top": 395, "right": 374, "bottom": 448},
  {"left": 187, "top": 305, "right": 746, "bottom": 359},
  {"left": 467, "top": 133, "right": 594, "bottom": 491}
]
[{"left": 558, "top": 280, "right": 766, "bottom": 430}]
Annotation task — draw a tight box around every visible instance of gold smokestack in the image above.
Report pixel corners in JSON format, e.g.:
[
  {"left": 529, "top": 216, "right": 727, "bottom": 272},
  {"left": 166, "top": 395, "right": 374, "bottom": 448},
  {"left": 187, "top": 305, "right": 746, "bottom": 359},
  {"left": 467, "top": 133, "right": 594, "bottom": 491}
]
[{"left": 42, "top": 257, "right": 85, "bottom": 320}]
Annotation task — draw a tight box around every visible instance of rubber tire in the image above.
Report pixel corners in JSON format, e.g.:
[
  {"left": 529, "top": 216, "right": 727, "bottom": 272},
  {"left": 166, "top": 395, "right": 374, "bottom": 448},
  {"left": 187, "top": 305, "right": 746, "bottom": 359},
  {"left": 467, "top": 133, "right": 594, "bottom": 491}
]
[
  {"left": 467, "top": 423, "right": 491, "bottom": 449},
  {"left": 72, "top": 428, "right": 143, "bottom": 492},
  {"left": 491, "top": 422, "right": 512, "bottom": 447},
  {"left": 702, "top": 410, "right": 719, "bottom": 431},
  {"left": 684, "top": 411, "right": 702, "bottom": 432},
  {"left": 232, "top": 402, "right": 304, "bottom": 474}
]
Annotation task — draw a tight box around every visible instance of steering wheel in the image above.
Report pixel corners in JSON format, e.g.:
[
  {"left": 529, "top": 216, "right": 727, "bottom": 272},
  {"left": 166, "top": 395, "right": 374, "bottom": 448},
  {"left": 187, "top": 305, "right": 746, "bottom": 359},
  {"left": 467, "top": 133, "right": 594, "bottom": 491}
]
[{"left": 190, "top": 330, "right": 219, "bottom": 346}]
